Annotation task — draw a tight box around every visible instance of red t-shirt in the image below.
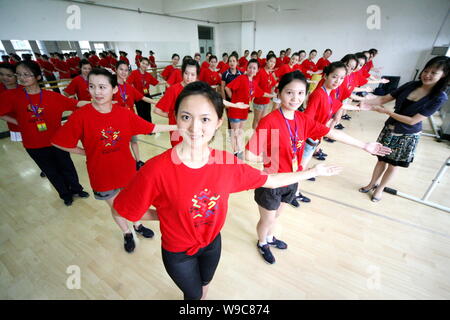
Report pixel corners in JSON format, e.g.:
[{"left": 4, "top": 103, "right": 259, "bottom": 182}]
[
  {"left": 201, "top": 61, "right": 210, "bottom": 70},
  {"left": 246, "top": 109, "right": 330, "bottom": 174},
  {"left": 113, "top": 148, "right": 268, "bottom": 255},
  {"left": 366, "top": 60, "right": 374, "bottom": 71},
  {"left": 119, "top": 56, "right": 130, "bottom": 65},
  {"left": 217, "top": 61, "right": 226, "bottom": 72},
  {"left": 0, "top": 89, "right": 78, "bottom": 149},
  {"left": 218, "top": 62, "right": 230, "bottom": 74},
  {"left": 148, "top": 56, "right": 157, "bottom": 68},
  {"left": 99, "top": 58, "right": 109, "bottom": 68},
  {"left": 135, "top": 54, "right": 142, "bottom": 68},
  {"left": 258, "top": 58, "right": 266, "bottom": 69},
  {"left": 166, "top": 69, "right": 182, "bottom": 86},
  {"left": 88, "top": 55, "right": 99, "bottom": 67},
  {"left": 226, "top": 74, "right": 264, "bottom": 120},
  {"left": 127, "top": 70, "right": 159, "bottom": 95},
  {"left": 113, "top": 83, "right": 144, "bottom": 113},
  {"left": 238, "top": 57, "right": 248, "bottom": 69},
  {"left": 301, "top": 59, "right": 317, "bottom": 79},
  {"left": 155, "top": 82, "right": 184, "bottom": 146},
  {"left": 64, "top": 75, "right": 91, "bottom": 101},
  {"left": 254, "top": 68, "right": 276, "bottom": 105},
  {"left": 304, "top": 86, "right": 343, "bottom": 133},
  {"left": 161, "top": 65, "right": 176, "bottom": 80},
  {"left": 275, "top": 57, "right": 284, "bottom": 69},
  {"left": 316, "top": 58, "right": 330, "bottom": 71},
  {"left": 199, "top": 68, "right": 221, "bottom": 86},
  {"left": 274, "top": 64, "right": 296, "bottom": 79},
  {"left": 54, "top": 60, "right": 71, "bottom": 79},
  {"left": 0, "top": 86, "right": 21, "bottom": 132},
  {"left": 283, "top": 56, "right": 290, "bottom": 65},
  {"left": 337, "top": 73, "right": 357, "bottom": 101},
  {"left": 355, "top": 69, "right": 369, "bottom": 87},
  {"left": 51, "top": 104, "right": 155, "bottom": 192}
]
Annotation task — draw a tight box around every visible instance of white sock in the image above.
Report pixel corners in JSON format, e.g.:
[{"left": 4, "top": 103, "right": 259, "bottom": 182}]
[
  {"left": 258, "top": 241, "right": 267, "bottom": 247},
  {"left": 266, "top": 235, "right": 274, "bottom": 243}
]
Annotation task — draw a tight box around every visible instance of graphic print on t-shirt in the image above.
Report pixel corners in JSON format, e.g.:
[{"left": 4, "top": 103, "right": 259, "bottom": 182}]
[
  {"left": 100, "top": 126, "right": 121, "bottom": 148},
  {"left": 189, "top": 188, "right": 221, "bottom": 227}
]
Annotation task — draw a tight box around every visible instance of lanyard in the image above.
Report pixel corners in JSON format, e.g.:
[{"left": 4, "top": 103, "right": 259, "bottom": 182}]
[
  {"left": 24, "top": 88, "right": 43, "bottom": 118},
  {"left": 248, "top": 76, "right": 254, "bottom": 96},
  {"left": 278, "top": 108, "right": 299, "bottom": 154},
  {"left": 118, "top": 83, "right": 127, "bottom": 102},
  {"left": 322, "top": 86, "right": 334, "bottom": 119},
  {"left": 140, "top": 71, "right": 147, "bottom": 87}
]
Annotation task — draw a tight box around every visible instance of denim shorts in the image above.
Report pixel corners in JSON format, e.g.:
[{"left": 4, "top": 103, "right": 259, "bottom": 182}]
[
  {"left": 93, "top": 188, "right": 121, "bottom": 200},
  {"left": 253, "top": 103, "right": 270, "bottom": 111},
  {"left": 302, "top": 138, "right": 319, "bottom": 160},
  {"left": 228, "top": 118, "right": 245, "bottom": 123}
]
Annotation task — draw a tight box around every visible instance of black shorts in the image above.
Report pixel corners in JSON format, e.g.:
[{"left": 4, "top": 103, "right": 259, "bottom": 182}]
[{"left": 254, "top": 183, "right": 298, "bottom": 211}]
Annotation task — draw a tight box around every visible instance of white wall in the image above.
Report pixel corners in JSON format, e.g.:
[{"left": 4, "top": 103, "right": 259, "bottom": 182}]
[
  {"left": 0, "top": 0, "right": 216, "bottom": 63},
  {"left": 248, "top": 0, "right": 450, "bottom": 84}
]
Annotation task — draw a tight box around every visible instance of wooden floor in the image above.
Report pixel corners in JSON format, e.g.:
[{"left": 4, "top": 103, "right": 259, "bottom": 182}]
[{"left": 1, "top": 102, "right": 449, "bottom": 300}]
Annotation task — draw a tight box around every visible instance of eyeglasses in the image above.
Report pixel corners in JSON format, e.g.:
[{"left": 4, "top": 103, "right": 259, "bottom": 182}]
[{"left": 15, "top": 73, "right": 34, "bottom": 78}]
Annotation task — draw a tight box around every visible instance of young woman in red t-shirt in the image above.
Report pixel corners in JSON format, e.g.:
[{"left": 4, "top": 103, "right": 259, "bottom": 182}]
[
  {"left": 217, "top": 53, "right": 229, "bottom": 74},
  {"left": 63, "top": 59, "right": 92, "bottom": 101},
  {"left": 52, "top": 68, "right": 176, "bottom": 253},
  {"left": 245, "top": 70, "right": 391, "bottom": 264},
  {"left": 161, "top": 54, "right": 180, "bottom": 82},
  {"left": 252, "top": 53, "right": 277, "bottom": 129},
  {"left": 127, "top": 57, "right": 159, "bottom": 123},
  {"left": 0, "top": 61, "right": 91, "bottom": 206},
  {"left": 0, "top": 62, "right": 22, "bottom": 142},
  {"left": 199, "top": 55, "right": 221, "bottom": 88},
  {"left": 115, "top": 60, "right": 159, "bottom": 170},
  {"left": 112, "top": 80, "right": 343, "bottom": 300},
  {"left": 225, "top": 59, "right": 276, "bottom": 158}
]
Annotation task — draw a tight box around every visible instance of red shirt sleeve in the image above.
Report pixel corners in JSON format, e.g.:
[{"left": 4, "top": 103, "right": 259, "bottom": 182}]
[
  {"left": 304, "top": 91, "right": 320, "bottom": 120},
  {"left": 147, "top": 73, "right": 159, "bottom": 86},
  {"left": 229, "top": 161, "right": 268, "bottom": 193},
  {"left": 245, "top": 116, "right": 269, "bottom": 156},
  {"left": 55, "top": 92, "right": 78, "bottom": 112},
  {"left": 303, "top": 113, "right": 331, "bottom": 140},
  {"left": 64, "top": 77, "right": 78, "bottom": 96},
  {"left": 51, "top": 109, "right": 83, "bottom": 148},
  {"left": 0, "top": 90, "right": 15, "bottom": 116},
  {"left": 131, "top": 85, "right": 144, "bottom": 102},
  {"left": 129, "top": 111, "right": 155, "bottom": 135},
  {"left": 155, "top": 86, "right": 176, "bottom": 113}
]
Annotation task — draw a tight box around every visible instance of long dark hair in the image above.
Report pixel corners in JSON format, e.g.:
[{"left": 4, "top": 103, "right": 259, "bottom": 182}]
[{"left": 419, "top": 56, "right": 449, "bottom": 98}]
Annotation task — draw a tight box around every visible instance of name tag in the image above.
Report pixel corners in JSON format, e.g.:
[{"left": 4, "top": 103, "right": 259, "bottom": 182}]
[
  {"left": 292, "top": 155, "right": 299, "bottom": 172},
  {"left": 36, "top": 120, "right": 47, "bottom": 132},
  {"left": 143, "top": 88, "right": 148, "bottom": 94}
]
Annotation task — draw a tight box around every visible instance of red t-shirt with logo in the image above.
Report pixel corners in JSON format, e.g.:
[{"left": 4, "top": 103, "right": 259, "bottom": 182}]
[
  {"left": 246, "top": 109, "right": 330, "bottom": 174},
  {"left": 199, "top": 68, "right": 221, "bottom": 86},
  {"left": 0, "top": 85, "right": 22, "bottom": 132},
  {"left": 238, "top": 57, "right": 248, "bottom": 69},
  {"left": 161, "top": 65, "right": 176, "bottom": 80},
  {"left": 127, "top": 70, "right": 159, "bottom": 95},
  {"left": 0, "top": 89, "right": 78, "bottom": 148},
  {"left": 113, "top": 83, "right": 144, "bottom": 113},
  {"left": 254, "top": 68, "right": 276, "bottom": 105},
  {"left": 274, "top": 64, "right": 296, "bottom": 79},
  {"left": 226, "top": 74, "right": 264, "bottom": 120},
  {"left": 113, "top": 148, "right": 268, "bottom": 255},
  {"left": 64, "top": 75, "right": 92, "bottom": 101},
  {"left": 51, "top": 104, "right": 155, "bottom": 191}
]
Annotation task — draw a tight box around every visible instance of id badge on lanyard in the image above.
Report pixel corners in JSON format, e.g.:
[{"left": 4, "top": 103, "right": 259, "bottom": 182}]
[
  {"left": 279, "top": 109, "right": 299, "bottom": 172},
  {"left": 141, "top": 73, "right": 148, "bottom": 94},
  {"left": 292, "top": 154, "right": 299, "bottom": 172},
  {"left": 25, "top": 89, "right": 47, "bottom": 132}
]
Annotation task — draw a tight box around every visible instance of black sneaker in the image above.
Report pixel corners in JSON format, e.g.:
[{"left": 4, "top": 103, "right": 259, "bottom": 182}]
[
  {"left": 63, "top": 196, "right": 73, "bottom": 206},
  {"left": 341, "top": 114, "right": 351, "bottom": 120},
  {"left": 124, "top": 233, "right": 135, "bottom": 253},
  {"left": 133, "top": 224, "right": 154, "bottom": 238},
  {"left": 289, "top": 198, "right": 300, "bottom": 208},
  {"left": 334, "top": 123, "right": 345, "bottom": 130},
  {"left": 323, "top": 137, "right": 336, "bottom": 143},
  {"left": 267, "top": 237, "right": 288, "bottom": 249},
  {"left": 40, "top": 171, "right": 46, "bottom": 178},
  {"left": 257, "top": 243, "right": 275, "bottom": 264},
  {"left": 74, "top": 191, "right": 89, "bottom": 198},
  {"left": 136, "top": 160, "right": 145, "bottom": 171},
  {"left": 307, "top": 177, "right": 316, "bottom": 181},
  {"left": 313, "top": 154, "right": 326, "bottom": 161},
  {"left": 297, "top": 193, "right": 311, "bottom": 203},
  {"left": 317, "top": 149, "right": 328, "bottom": 157}
]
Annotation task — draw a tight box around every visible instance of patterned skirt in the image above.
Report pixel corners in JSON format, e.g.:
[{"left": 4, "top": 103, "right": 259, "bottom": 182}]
[{"left": 376, "top": 125, "right": 421, "bottom": 168}]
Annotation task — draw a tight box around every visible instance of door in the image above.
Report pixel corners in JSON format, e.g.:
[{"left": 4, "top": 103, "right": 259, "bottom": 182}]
[{"left": 198, "top": 26, "right": 214, "bottom": 60}]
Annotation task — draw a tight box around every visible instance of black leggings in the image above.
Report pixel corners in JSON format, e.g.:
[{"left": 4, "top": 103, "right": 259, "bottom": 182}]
[
  {"left": 161, "top": 234, "right": 222, "bottom": 300},
  {"left": 135, "top": 96, "right": 152, "bottom": 123}
]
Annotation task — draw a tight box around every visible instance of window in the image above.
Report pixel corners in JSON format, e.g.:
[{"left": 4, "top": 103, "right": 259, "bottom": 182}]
[
  {"left": 36, "top": 41, "right": 48, "bottom": 55},
  {"left": 93, "top": 43, "right": 105, "bottom": 54},
  {"left": 0, "top": 41, "right": 6, "bottom": 57},
  {"left": 78, "top": 40, "right": 91, "bottom": 54},
  {"left": 11, "top": 40, "right": 33, "bottom": 59}
]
